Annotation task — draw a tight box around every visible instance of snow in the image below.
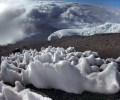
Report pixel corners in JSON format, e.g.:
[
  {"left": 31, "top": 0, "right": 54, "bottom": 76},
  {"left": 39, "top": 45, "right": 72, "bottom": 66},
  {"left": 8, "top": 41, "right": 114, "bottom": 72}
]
[
  {"left": 48, "top": 23, "right": 120, "bottom": 40},
  {"left": 0, "top": 81, "right": 52, "bottom": 100},
  {"left": 1, "top": 46, "right": 120, "bottom": 95},
  {"left": 0, "top": 1, "right": 120, "bottom": 45}
]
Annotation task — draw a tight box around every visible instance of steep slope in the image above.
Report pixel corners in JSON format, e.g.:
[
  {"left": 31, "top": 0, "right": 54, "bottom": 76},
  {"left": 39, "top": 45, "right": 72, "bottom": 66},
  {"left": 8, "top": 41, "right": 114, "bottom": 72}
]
[
  {"left": 48, "top": 23, "right": 120, "bottom": 40},
  {"left": 0, "top": 1, "right": 120, "bottom": 45}
]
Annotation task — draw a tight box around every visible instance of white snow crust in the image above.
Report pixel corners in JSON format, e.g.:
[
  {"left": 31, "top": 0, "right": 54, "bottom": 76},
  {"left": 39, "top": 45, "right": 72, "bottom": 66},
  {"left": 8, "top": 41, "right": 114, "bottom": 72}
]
[
  {"left": 48, "top": 23, "right": 120, "bottom": 40},
  {"left": 1, "top": 46, "right": 120, "bottom": 95}
]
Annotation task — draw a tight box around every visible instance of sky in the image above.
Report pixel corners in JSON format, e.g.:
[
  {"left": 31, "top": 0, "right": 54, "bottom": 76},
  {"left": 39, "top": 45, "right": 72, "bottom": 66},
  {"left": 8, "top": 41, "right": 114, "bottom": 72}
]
[
  {"left": 62, "top": 0, "right": 120, "bottom": 8},
  {"left": 0, "top": 0, "right": 120, "bottom": 8}
]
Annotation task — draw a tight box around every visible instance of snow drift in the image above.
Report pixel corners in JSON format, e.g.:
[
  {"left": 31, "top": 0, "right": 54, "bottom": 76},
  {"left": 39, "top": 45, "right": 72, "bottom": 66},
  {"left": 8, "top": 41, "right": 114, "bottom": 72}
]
[
  {"left": 1, "top": 46, "right": 120, "bottom": 94},
  {"left": 0, "top": 1, "right": 120, "bottom": 45},
  {"left": 48, "top": 23, "right": 120, "bottom": 40}
]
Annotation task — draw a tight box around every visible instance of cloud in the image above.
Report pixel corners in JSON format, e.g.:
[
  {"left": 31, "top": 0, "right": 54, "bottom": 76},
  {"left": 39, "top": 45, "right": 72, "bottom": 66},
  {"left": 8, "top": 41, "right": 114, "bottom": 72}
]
[
  {"left": 0, "top": 1, "right": 36, "bottom": 45},
  {"left": 0, "top": 0, "right": 57, "bottom": 45},
  {"left": 0, "top": 0, "right": 50, "bottom": 3},
  {"left": 0, "top": 0, "right": 28, "bottom": 3},
  {"left": 0, "top": 0, "right": 120, "bottom": 45}
]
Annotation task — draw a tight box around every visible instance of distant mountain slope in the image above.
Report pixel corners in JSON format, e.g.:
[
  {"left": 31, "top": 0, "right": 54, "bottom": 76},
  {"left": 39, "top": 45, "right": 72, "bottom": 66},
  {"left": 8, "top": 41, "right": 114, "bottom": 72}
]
[
  {"left": 48, "top": 23, "right": 120, "bottom": 40},
  {"left": 0, "top": 1, "right": 120, "bottom": 45}
]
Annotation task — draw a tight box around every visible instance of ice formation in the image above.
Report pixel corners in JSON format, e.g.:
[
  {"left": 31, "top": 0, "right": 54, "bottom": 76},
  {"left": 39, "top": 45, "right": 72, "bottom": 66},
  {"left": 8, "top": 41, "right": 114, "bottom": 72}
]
[
  {"left": 1, "top": 1, "right": 120, "bottom": 45},
  {"left": 0, "top": 81, "right": 51, "bottom": 100},
  {"left": 0, "top": 46, "right": 120, "bottom": 95},
  {"left": 48, "top": 23, "right": 120, "bottom": 40}
]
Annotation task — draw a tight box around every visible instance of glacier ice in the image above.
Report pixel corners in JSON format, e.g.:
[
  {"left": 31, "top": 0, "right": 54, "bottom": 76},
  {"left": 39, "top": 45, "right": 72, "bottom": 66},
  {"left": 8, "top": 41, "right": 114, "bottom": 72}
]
[
  {"left": 0, "top": 46, "right": 120, "bottom": 95},
  {"left": 48, "top": 23, "right": 120, "bottom": 40}
]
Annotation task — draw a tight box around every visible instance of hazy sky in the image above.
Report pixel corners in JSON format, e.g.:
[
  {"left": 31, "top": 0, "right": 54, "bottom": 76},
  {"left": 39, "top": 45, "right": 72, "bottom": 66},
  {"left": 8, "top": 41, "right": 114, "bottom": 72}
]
[
  {"left": 0, "top": 0, "right": 120, "bottom": 8},
  {"left": 62, "top": 0, "right": 120, "bottom": 8}
]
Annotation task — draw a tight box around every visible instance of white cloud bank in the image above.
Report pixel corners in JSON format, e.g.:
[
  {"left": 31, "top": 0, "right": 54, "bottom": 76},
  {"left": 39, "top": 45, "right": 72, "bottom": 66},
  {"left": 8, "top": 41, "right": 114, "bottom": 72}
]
[
  {"left": 0, "top": 1, "right": 120, "bottom": 45},
  {"left": 0, "top": 0, "right": 30, "bottom": 3},
  {"left": 1, "top": 46, "right": 120, "bottom": 95}
]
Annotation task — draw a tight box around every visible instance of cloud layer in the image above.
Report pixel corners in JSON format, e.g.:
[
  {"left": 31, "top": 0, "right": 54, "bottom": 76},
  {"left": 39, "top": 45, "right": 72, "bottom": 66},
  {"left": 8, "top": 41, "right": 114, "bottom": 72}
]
[{"left": 0, "top": 1, "right": 120, "bottom": 45}]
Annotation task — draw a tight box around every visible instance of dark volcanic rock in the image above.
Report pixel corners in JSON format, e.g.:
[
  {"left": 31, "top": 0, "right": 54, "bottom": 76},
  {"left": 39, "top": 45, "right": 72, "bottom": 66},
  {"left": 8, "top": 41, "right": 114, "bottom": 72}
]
[
  {"left": 1, "top": 33, "right": 120, "bottom": 59},
  {"left": 12, "top": 48, "right": 20, "bottom": 54}
]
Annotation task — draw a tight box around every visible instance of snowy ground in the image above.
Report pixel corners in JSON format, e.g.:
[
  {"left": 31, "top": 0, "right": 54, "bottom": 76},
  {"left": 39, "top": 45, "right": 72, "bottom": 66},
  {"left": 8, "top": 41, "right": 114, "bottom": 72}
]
[
  {"left": 0, "top": 1, "right": 120, "bottom": 45},
  {"left": 0, "top": 46, "right": 120, "bottom": 100}
]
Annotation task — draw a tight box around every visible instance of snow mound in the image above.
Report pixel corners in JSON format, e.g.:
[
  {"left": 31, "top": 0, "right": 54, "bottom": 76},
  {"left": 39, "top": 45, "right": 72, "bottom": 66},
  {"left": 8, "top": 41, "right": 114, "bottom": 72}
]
[
  {"left": 48, "top": 23, "right": 120, "bottom": 40},
  {"left": 1, "top": 1, "right": 120, "bottom": 45},
  {"left": 1, "top": 46, "right": 120, "bottom": 94},
  {"left": 0, "top": 81, "right": 51, "bottom": 100}
]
